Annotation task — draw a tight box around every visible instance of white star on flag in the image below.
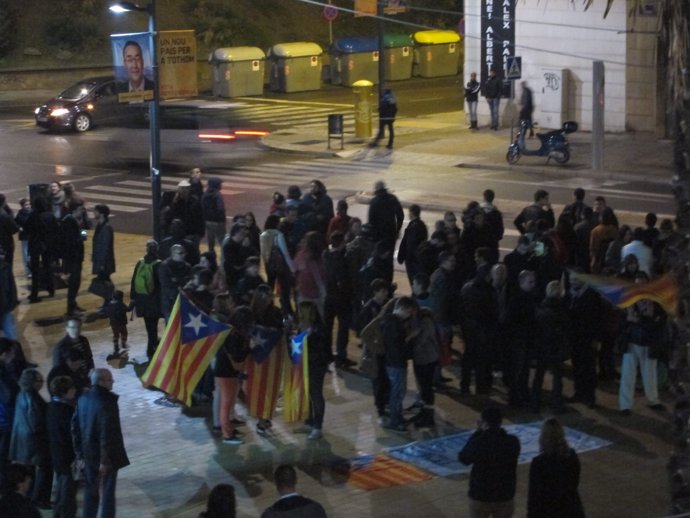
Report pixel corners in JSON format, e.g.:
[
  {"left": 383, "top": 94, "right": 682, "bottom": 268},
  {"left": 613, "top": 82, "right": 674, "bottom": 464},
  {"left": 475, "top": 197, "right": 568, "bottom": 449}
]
[
  {"left": 185, "top": 312, "right": 207, "bottom": 336},
  {"left": 290, "top": 336, "right": 303, "bottom": 357}
]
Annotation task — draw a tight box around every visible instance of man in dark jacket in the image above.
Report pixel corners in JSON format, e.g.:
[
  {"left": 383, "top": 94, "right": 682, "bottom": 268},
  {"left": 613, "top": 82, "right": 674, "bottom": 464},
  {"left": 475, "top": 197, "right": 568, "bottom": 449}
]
[
  {"left": 0, "top": 246, "right": 19, "bottom": 340},
  {"left": 47, "top": 376, "right": 77, "bottom": 518},
  {"left": 371, "top": 89, "right": 397, "bottom": 149},
  {"left": 201, "top": 177, "right": 226, "bottom": 257},
  {"left": 483, "top": 69, "right": 502, "bottom": 130},
  {"left": 72, "top": 368, "right": 129, "bottom": 518},
  {"left": 458, "top": 406, "right": 520, "bottom": 516},
  {"left": 460, "top": 264, "right": 498, "bottom": 395},
  {"left": 92, "top": 204, "right": 115, "bottom": 311},
  {"left": 0, "top": 194, "right": 18, "bottom": 267},
  {"left": 261, "top": 464, "right": 327, "bottom": 518},
  {"left": 368, "top": 181, "right": 404, "bottom": 280},
  {"left": 397, "top": 204, "right": 428, "bottom": 288},
  {"left": 61, "top": 200, "right": 86, "bottom": 316},
  {"left": 0, "top": 338, "right": 18, "bottom": 490},
  {"left": 323, "top": 232, "right": 354, "bottom": 367},
  {"left": 300, "top": 180, "right": 334, "bottom": 237},
  {"left": 158, "top": 244, "right": 191, "bottom": 321},
  {"left": 514, "top": 189, "right": 555, "bottom": 235},
  {"left": 519, "top": 80, "right": 534, "bottom": 137},
  {"left": 52, "top": 318, "right": 94, "bottom": 375}
]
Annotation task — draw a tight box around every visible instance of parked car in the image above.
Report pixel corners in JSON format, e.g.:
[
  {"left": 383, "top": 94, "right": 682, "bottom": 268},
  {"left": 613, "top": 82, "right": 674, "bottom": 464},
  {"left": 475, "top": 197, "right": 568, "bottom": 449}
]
[{"left": 35, "top": 76, "right": 140, "bottom": 132}]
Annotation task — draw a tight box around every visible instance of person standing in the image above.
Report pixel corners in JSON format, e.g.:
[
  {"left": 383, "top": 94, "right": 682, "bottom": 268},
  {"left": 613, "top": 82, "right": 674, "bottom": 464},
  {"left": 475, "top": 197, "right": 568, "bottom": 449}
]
[
  {"left": 130, "top": 240, "right": 162, "bottom": 359},
  {"left": 0, "top": 463, "right": 42, "bottom": 518},
  {"left": 72, "top": 368, "right": 129, "bottom": 518},
  {"left": 52, "top": 317, "right": 95, "bottom": 376},
  {"left": 519, "top": 81, "right": 535, "bottom": 137},
  {"left": 92, "top": 204, "right": 115, "bottom": 310},
  {"left": 199, "top": 483, "right": 236, "bottom": 518},
  {"left": 397, "top": 204, "right": 428, "bottom": 289},
  {"left": 368, "top": 181, "right": 404, "bottom": 280},
  {"left": 47, "top": 376, "right": 78, "bottom": 518},
  {"left": 527, "top": 418, "right": 585, "bottom": 518},
  {"left": 158, "top": 244, "right": 191, "bottom": 322},
  {"left": 60, "top": 200, "right": 86, "bottom": 316},
  {"left": 0, "top": 338, "right": 19, "bottom": 489},
  {"left": 371, "top": 89, "right": 398, "bottom": 149},
  {"left": 483, "top": 69, "right": 502, "bottom": 130},
  {"left": 465, "top": 72, "right": 481, "bottom": 130},
  {"left": 0, "top": 246, "right": 19, "bottom": 340},
  {"left": 458, "top": 406, "right": 521, "bottom": 518},
  {"left": 322, "top": 232, "right": 354, "bottom": 368},
  {"left": 15, "top": 197, "right": 33, "bottom": 277},
  {"left": 261, "top": 464, "right": 327, "bottom": 518},
  {"left": 201, "top": 177, "right": 226, "bottom": 258},
  {"left": 9, "top": 368, "right": 52, "bottom": 509},
  {"left": 0, "top": 193, "right": 18, "bottom": 268}
]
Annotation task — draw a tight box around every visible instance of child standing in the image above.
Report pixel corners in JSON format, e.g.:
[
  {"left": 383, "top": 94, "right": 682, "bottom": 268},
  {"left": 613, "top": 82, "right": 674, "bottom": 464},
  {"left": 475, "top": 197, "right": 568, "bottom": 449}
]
[{"left": 106, "top": 290, "right": 131, "bottom": 356}]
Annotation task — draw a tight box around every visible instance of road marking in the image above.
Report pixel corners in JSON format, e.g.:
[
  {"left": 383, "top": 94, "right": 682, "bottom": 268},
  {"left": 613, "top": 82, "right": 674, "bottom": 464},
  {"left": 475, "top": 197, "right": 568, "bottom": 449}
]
[{"left": 234, "top": 97, "right": 353, "bottom": 109}]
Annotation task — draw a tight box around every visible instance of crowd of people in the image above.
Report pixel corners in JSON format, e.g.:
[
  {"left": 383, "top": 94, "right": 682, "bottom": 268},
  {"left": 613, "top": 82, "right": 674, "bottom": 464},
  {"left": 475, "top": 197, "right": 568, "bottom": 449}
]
[{"left": 0, "top": 168, "right": 682, "bottom": 516}]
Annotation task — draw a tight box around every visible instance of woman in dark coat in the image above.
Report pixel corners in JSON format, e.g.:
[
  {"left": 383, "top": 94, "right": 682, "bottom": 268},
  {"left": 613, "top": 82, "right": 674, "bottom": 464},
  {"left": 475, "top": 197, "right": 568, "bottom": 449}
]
[
  {"left": 527, "top": 418, "right": 586, "bottom": 518},
  {"left": 92, "top": 204, "right": 115, "bottom": 279},
  {"left": 9, "top": 368, "right": 53, "bottom": 509},
  {"left": 130, "top": 240, "right": 162, "bottom": 359}
]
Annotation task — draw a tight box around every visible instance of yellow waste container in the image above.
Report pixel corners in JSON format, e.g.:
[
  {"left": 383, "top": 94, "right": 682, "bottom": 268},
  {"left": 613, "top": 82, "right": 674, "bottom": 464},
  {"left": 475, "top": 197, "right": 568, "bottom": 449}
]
[{"left": 353, "top": 80, "right": 373, "bottom": 138}]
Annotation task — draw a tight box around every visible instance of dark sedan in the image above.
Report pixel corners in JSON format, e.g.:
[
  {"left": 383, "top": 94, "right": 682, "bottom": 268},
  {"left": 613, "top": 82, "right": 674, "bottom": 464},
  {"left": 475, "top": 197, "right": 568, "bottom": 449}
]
[{"left": 35, "top": 76, "right": 138, "bottom": 132}]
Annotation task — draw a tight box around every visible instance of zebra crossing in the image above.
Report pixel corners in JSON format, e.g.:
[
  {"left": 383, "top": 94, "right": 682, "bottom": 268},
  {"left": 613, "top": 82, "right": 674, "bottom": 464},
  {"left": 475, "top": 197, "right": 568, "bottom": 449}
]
[{"left": 168, "top": 98, "right": 356, "bottom": 132}]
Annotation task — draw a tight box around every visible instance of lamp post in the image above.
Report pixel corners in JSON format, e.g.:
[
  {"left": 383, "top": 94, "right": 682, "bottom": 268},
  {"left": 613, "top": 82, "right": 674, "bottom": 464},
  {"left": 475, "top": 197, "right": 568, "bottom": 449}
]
[{"left": 110, "top": 1, "right": 161, "bottom": 242}]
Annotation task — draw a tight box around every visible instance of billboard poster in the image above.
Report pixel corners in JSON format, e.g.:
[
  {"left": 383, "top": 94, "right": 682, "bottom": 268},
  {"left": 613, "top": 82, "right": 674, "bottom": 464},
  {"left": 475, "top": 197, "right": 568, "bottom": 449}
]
[
  {"left": 480, "top": 0, "right": 514, "bottom": 98},
  {"left": 384, "top": 0, "right": 407, "bottom": 14},
  {"left": 354, "top": 0, "right": 376, "bottom": 17},
  {"left": 111, "top": 32, "right": 154, "bottom": 103},
  {"left": 158, "top": 30, "right": 197, "bottom": 100}
]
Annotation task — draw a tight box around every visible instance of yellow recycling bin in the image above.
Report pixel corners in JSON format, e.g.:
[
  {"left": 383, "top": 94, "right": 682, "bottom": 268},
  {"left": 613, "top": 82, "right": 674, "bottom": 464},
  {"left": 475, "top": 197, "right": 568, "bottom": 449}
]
[{"left": 353, "top": 80, "right": 373, "bottom": 138}]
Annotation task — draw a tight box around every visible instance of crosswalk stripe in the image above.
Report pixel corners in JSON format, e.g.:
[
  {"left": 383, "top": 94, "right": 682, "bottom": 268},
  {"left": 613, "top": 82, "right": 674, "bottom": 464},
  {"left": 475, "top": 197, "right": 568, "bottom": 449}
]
[
  {"left": 115, "top": 180, "right": 246, "bottom": 195},
  {"left": 83, "top": 193, "right": 152, "bottom": 205}
]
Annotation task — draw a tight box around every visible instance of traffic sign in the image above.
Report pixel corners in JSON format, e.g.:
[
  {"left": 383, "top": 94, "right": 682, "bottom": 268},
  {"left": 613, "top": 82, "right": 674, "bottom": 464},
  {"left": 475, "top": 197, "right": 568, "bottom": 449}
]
[
  {"left": 506, "top": 56, "right": 522, "bottom": 80},
  {"left": 323, "top": 4, "right": 338, "bottom": 21}
]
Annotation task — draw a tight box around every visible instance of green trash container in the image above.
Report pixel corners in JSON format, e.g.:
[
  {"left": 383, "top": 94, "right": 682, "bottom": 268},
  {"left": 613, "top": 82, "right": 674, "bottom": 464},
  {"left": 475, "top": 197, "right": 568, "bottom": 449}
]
[
  {"left": 413, "top": 30, "right": 461, "bottom": 78},
  {"left": 209, "top": 47, "right": 265, "bottom": 97},
  {"left": 384, "top": 34, "right": 413, "bottom": 81},
  {"left": 267, "top": 42, "right": 323, "bottom": 93},
  {"left": 330, "top": 37, "right": 379, "bottom": 87},
  {"left": 353, "top": 80, "right": 373, "bottom": 138}
]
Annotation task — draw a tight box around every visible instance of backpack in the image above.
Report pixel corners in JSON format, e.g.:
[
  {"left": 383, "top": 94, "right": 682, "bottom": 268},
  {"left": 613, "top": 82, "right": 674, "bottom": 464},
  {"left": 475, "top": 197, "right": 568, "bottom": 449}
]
[{"left": 134, "top": 259, "right": 160, "bottom": 295}]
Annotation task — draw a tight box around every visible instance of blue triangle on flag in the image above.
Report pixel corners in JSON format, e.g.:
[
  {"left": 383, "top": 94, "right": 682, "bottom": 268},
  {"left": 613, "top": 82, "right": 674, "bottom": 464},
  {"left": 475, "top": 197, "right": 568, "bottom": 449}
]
[{"left": 179, "top": 292, "right": 229, "bottom": 344}]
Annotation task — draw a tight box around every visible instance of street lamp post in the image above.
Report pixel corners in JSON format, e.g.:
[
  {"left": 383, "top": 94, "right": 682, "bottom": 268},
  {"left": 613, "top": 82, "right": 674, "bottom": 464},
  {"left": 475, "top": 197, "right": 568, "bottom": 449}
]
[{"left": 110, "top": 1, "right": 161, "bottom": 242}]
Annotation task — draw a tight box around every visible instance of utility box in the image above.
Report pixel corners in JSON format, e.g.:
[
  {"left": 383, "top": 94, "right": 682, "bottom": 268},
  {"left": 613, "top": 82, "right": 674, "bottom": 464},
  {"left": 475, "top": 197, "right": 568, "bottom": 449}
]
[
  {"left": 412, "top": 30, "right": 461, "bottom": 78},
  {"left": 353, "top": 79, "right": 374, "bottom": 138},
  {"left": 384, "top": 34, "right": 413, "bottom": 81},
  {"left": 267, "top": 42, "right": 323, "bottom": 93},
  {"left": 209, "top": 47, "right": 265, "bottom": 97},
  {"left": 539, "top": 68, "right": 570, "bottom": 129},
  {"left": 329, "top": 37, "right": 379, "bottom": 87}
]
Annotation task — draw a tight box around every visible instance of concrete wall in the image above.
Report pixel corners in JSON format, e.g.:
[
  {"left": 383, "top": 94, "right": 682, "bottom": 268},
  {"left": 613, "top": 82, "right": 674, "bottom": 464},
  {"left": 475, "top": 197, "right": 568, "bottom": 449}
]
[
  {"left": 625, "top": 9, "right": 659, "bottom": 132},
  {"left": 465, "top": 0, "right": 637, "bottom": 132}
]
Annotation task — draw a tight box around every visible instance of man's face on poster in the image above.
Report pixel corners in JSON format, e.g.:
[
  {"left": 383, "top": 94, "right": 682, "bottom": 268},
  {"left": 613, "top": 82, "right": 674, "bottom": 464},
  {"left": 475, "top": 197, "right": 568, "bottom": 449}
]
[{"left": 123, "top": 43, "right": 144, "bottom": 88}]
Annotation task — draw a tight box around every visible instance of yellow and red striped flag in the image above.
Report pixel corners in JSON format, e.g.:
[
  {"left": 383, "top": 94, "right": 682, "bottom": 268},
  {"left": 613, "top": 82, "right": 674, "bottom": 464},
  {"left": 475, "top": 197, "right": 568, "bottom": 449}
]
[
  {"left": 140, "top": 292, "right": 230, "bottom": 406},
  {"left": 282, "top": 330, "right": 310, "bottom": 423},
  {"left": 245, "top": 325, "right": 286, "bottom": 420}
]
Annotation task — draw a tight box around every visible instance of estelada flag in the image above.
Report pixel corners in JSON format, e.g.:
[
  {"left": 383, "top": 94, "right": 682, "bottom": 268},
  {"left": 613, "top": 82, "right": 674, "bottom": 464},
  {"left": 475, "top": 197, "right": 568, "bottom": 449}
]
[
  {"left": 245, "top": 325, "right": 286, "bottom": 420},
  {"left": 282, "top": 330, "right": 310, "bottom": 423},
  {"left": 141, "top": 291, "right": 230, "bottom": 406},
  {"left": 572, "top": 272, "right": 679, "bottom": 316}
]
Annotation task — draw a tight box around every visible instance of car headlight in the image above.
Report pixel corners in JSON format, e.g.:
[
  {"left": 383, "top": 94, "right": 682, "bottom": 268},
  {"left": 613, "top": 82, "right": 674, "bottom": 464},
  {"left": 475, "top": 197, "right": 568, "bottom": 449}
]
[
  {"left": 34, "top": 107, "right": 41, "bottom": 114},
  {"left": 50, "top": 108, "right": 70, "bottom": 117}
]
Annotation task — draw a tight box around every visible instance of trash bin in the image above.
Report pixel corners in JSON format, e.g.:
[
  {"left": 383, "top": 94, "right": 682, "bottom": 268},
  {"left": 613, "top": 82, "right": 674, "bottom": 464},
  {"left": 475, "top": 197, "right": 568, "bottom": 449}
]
[
  {"left": 330, "top": 37, "right": 379, "bottom": 87},
  {"left": 353, "top": 80, "right": 373, "bottom": 138},
  {"left": 267, "top": 42, "right": 323, "bottom": 93},
  {"left": 384, "top": 34, "right": 413, "bottom": 81},
  {"left": 412, "top": 30, "right": 461, "bottom": 78},
  {"left": 327, "top": 114, "right": 344, "bottom": 150},
  {"left": 209, "top": 47, "right": 265, "bottom": 97}
]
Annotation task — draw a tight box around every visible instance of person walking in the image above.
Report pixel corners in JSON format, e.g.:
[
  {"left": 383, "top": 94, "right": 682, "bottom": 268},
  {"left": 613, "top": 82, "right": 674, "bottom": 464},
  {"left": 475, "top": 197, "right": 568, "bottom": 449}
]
[
  {"left": 370, "top": 89, "right": 398, "bottom": 149},
  {"left": 483, "top": 69, "right": 502, "bottom": 130},
  {"left": 72, "top": 368, "right": 130, "bottom": 518},
  {"left": 527, "top": 418, "right": 585, "bottom": 518},
  {"left": 92, "top": 204, "right": 115, "bottom": 310},
  {"left": 458, "top": 406, "right": 521, "bottom": 518},
  {"left": 465, "top": 72, "right": 481, "bottom": 130}
]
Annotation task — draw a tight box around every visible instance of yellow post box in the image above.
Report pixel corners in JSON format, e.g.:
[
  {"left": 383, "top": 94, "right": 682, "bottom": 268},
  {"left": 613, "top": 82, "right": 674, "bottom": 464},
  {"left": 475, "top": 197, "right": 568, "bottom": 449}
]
[{"left": 353, "top": 79, "right": 373, "bottom": 138}]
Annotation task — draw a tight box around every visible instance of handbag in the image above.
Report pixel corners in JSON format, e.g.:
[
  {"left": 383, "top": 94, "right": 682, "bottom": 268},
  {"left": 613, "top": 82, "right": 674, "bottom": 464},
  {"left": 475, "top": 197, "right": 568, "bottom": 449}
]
[
  {"left": 359, "top": 345, "right": 378, "bottom": 379},
  {"left": 268, "top": 238, "right": 287, "bottom": 275},
  {"left": 88, "top": 277, "right": 114, "bottom": 299}
]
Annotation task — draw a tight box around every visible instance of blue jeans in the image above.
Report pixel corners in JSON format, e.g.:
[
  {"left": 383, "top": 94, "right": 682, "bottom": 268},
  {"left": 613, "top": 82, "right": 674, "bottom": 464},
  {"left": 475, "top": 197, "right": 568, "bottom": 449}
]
[
  {"left": 488, "top": 98, "right": 500, "bottom": 128},
  {"left": 467, "top": 100, "right": 478, "bottom": 123},
  {"left": 386, "top": 366, "right": 407, "bottom": 427},
  {"left": 54, "top": 471, "right": 77, "bottom": 518},
  {"left": 83, "top": 465, "right": 118, "bottom": 518},
  {"left": 0, "top": 311, "right": 17, "bottom": 340}
]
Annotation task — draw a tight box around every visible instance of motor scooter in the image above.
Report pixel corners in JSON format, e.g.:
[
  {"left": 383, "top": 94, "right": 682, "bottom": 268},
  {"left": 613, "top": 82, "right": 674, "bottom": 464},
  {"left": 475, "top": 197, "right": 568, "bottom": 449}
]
[{"left": 506, "top": 120, "right": 578, "bottom": 165}]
